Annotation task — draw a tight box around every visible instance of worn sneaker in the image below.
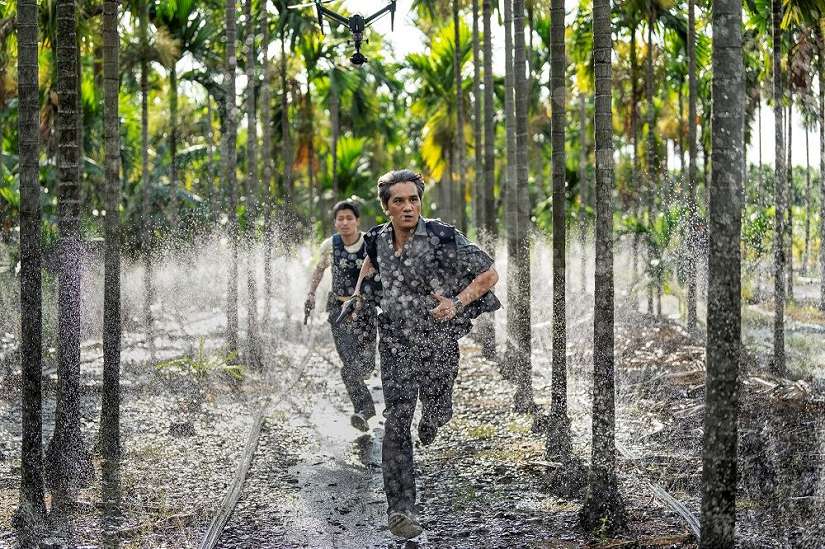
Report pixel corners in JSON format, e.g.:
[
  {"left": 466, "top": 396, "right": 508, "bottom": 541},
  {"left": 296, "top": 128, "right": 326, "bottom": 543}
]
[
  {"left": 350, "top": 412, "right": 370, "bottom": 432},
  {"left": 418, "top": 418, "right": 438, "bottom": 446},
  {"left": 388, "top": 510, "right": 423, "bottom": 539}
]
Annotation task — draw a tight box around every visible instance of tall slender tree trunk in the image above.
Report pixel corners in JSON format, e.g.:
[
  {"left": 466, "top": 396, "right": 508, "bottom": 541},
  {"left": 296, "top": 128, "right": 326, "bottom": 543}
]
[
  {"left": 280, "top": 27, "right": 292, "bottom": 201},
  {"left": 803, "top": 125, "right": 812, "bottom": 275},
  {"left": 645, "top": 13, "right": 656, "bottom": 314},
  {"left": 758, "top": 94, "right": 763, "bottom": 197},
  {"left": 472, "top": 0, "right": 482, "bottom": 233},
  {"left": 16, "top": 0, "right": 46, "bottom": 527},
  {"left": 100, "top": 0, "right": 121, "bottom": 464},
  {"left": 169, "top": 64, "right": 178, "bottom": 230},
  {"left": 47, "top": 0, "right": 94, "bottom": 513},
  {"left": 330, "top": 81, "right": 339, "bottom": 195},
  {"left": 244, "top": 0, "right": 258, "bottom": 365},
  {"left": 701, "top": 1, "right": 743, "bottom": 545},
  {"left": 206, "top": 96, "right": 215, "bottom": 218},
  {"left": 480, "top": 0, "right": 497, "bottom": 360},
  {"left": 513, "top": 0, "right": 533, "bottom": 413},
  {"left": 771, "top": 0, "right": 786, "bottom": 376},
  {"left": 546, "top": 0, "right": 571, "bottom": 459},
  {"left": 787, "top": 96, "right": 794, "bottom": 301},
  {"left": 262, "top": 6, "right": 274, "bottom": 329},
  {"left": 580, "top": 0, "right": 625, "bottom": 530},
  {"left": 140, "top": 0, "right": 155, "bottom": 361},
  {"left": 225, "top": 0, "right": 239, "bottom": 356},
  {"left": 630, "top": 23, "right": 641, "bottom": 293},
  {"left": 819, "top": 31, "right": 825, "bottom": 311},
  {"left": 687, "top": 0, "right": 698, "bottom": 333},
  {"left": 453, "top": 0, "right": 466, "bottom": 233},
  {"left": 579, "top": 93, "right": 587, "bottom": 294},
  {"left": 502, "top": 0, "right": 518, "bottom": 384},
  {"left": 306, "top": 84, "right": 316, "bottom": 221}
]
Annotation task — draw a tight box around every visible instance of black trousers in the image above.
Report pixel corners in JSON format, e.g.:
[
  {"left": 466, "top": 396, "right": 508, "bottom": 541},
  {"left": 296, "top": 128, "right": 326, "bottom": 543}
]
[
  {"left": 379, "top": 324, "right": 460, "bottom": 515},
  {"left": 329, "top": 312, "right": 377, "bottom": 417}
]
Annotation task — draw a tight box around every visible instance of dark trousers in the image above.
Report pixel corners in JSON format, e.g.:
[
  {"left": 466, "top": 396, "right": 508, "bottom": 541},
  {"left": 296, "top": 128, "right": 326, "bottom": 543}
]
[
  {"left": 330, "top": 318, "right": 377, "bottom": 417},
  {"left": 379, "top": 326, "right": 460, "bottom": 515}
]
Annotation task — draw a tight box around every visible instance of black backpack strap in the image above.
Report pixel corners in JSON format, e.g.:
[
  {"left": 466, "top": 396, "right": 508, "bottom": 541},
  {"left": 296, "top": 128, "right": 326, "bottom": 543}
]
[
  {"left": 363, "top": 224, "right": 384, "bottom": 272},
  {"left": 332, "top": 233, "right": 343, "bottom": 251}
]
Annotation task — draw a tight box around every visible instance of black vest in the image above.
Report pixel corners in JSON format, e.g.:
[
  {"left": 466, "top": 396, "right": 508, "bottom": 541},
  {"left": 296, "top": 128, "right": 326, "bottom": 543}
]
[{"left": 330, "top": 233, "right": 365, "bottom": 298}]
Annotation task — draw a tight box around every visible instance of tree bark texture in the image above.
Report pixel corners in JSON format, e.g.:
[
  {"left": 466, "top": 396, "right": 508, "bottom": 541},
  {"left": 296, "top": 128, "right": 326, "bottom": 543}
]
[
  {"left": 261, "top": 5, "right": 274, "bottom": 328},
  {"left": 453, "top": 0, "right": 466, "bottom": 232},
  {"left": 141, "top": 0, "right": 155, "bottom": 360},
  {"left": 244, "top": 0, "right": 259, "bottom": 363},
  {"left": 503, "top": 0, "right": 519, "bottom": 386},
  {"left": 579, "top": 93, "right": 587, "bottom": 295},
  {"left": 512, "top": 0, "right": 533, "bottom": 412},
  {"left": 772, "top": 0, "right": 786, "bottom": 375},
  {"left": 701, "top": 1, "right": 743, "bottom": 545},
  {"left": 225, "top": 0, "right": 239, "bottom": 356},
  {"left": 580, "top": 0, "right": 626, "bottom": 531},
  {"left": 687, "top": 0, "right": 698, "bottom": 333},
  {"left": 48, "top": 0, "right": 93, "bottom": 510},
  {"left": 479, "top": 0, "right": 497, "bottom": 360},
  {"left": 16, "top": 0, "right": 47, "bottom": 525},
  {"left": 169, "top": 65, "right": 178, "bottom": 228},
  {"left": 547, "top": 0, "right": 572, "bottom": 459},
  {"left": 472, "top": 0, "right": 482, "bottom": 233},
  {"left": 100, "top": 0, "right": 122, "bottom": 463}
]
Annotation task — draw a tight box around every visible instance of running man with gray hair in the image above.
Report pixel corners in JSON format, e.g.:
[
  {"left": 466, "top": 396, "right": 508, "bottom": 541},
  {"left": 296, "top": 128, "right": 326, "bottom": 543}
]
[{"left": 347, "top": 170, "right": 500, "bottom": 539}]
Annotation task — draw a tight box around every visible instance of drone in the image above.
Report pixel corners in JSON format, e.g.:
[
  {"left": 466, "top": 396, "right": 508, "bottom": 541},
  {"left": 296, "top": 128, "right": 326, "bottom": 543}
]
[{"left": 289, "top": 0, "right": 397, "bottom": 65}]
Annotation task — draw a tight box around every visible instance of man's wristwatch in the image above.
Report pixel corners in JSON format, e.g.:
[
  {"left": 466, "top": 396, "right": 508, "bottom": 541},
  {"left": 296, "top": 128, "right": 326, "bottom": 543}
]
[{"left": 451, "top": 296, "right": 464, "bottom": 315}]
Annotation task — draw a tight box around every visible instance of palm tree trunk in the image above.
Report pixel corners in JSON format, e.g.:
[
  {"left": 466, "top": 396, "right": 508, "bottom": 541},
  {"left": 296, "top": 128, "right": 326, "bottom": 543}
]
[
  {"left": 579, "top": 93, "right": 587, "bottom": 295},
  {"left": 245, "top": 0, "right": 258, "bottom": 365},
  {"left": 512, "top": 0, "right": 533, "bottom": 413},
  {"left": 787, "top": 96, "right": 794, "bottom": 301},
  {"left": 580, "top": 0, "right": 625, "bottom": 531},
  {"left": 472, "top": 0, "right": 482, "bottom": 233},
  {"left": 819, "top": 31, "right": 825, "bottom": 311},
  {"left": 169, "top": 64, "right": 178, "bottom": 230},
  {"left": 141, "top": 0, "right": 155, "bottom": 361},
  {"left": 758, "top": 93, "right": 763, "bottom": 198},
  {"left": 645, "top": 13, "right": 656, "bottom": 314},
  {"left": 47, "top": 0, "right": 93, "bottom": 513},
  {"left": 546, "top": 0, "right": 571, "bottom": 459},
  {"left": 261, "top": 6, "right": 274, "bottom": 329},
  {"left": 803, "top": 125, "right": 812, "bottom": 275},
  {"left": 100, "top": 0, "right": 121, "bottom": 464},
  {"left": 701, "top": 1, "right": 743, "bottom": 545},
  {"left": 16, "top": 0, "right": 46, "bottom": 526},
  {"left": 206, "top": 96, "right": 215, "bottom": 217},
  {"left": 502, "top": 0, "right": 518, "bottom": 384},
  {"left": 330, "top": 82, "right": 339, "bottom": 195},
  {"left": 480, "top": 0, "right": 497, "bottom": 361},
  {"left": 280, "top": 27, "right": 292, "bottom": 200},
  {"left": 453, "top": 0, "right": 466, "bottom": 233},
  {"left": 687, "top": 0, "right": 698, "bottom": 333},
  {"left": 225, "top": 0, "right": 239, "bottom": 356},
  {"left": 630, "top": 23, "right": 641, "bottom": 294},
  {"left": 771, "top": 0, "right": 786, "bottom": 376},
  {"left": 306, "top": 84, "right": 316, "bottom": 220}
]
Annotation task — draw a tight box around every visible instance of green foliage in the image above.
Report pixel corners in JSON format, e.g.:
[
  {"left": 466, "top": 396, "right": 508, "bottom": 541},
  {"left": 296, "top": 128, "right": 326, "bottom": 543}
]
[{"left": 155, "top": 337, "right": 245, "bottom": 381}]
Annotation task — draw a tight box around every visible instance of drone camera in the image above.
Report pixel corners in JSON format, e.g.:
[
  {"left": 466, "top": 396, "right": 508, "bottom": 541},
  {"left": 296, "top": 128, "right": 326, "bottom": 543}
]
[{"left": 350, "top": 51, "right": 368, "bottom": 65}]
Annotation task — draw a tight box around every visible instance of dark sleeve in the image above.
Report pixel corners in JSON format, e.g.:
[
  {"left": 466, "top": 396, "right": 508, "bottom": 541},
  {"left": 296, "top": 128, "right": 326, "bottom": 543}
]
[{"left": 454, "top": 231, "right": 494, "bottom": 278}]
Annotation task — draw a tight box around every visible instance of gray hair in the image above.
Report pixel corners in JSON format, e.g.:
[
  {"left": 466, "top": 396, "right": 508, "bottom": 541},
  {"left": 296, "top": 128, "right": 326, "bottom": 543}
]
[{"left": 377, "top": 170, "right": 425, "bottom": 207}]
